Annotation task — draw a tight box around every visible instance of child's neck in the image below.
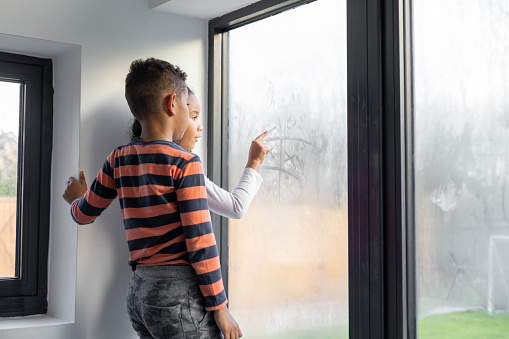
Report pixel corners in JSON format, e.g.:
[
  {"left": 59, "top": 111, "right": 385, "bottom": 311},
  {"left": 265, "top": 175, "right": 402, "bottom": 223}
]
[
  {"left": 139, "top": 118, "right": 176, "bottom": 142},
  {"left": 140, "top": 131, "right": 173, "bottom": 142}
]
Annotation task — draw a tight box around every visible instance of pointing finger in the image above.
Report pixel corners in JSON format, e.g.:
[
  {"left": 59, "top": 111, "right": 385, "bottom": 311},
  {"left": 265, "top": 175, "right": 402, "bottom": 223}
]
[{"left": 255, "top": 131, "right": 269, "bottom": 141}]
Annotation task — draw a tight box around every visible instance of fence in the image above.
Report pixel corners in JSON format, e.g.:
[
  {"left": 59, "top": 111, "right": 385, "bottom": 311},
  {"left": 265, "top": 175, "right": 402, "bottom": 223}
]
[{"left": 0, "top": 197, "right": 16, "bottom": 278}]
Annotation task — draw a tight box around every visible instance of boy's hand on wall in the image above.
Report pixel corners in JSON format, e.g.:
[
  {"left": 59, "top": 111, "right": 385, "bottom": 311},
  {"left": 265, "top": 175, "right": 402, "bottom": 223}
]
[
  {"left": 62, "top": 171, "right": 88, "bottom": 204},
  {"left": 213, "top": 306, "right": 242, "bottom": 339},
  {"left": 246, "top": 130, "right": 270, "bottom": 171}
]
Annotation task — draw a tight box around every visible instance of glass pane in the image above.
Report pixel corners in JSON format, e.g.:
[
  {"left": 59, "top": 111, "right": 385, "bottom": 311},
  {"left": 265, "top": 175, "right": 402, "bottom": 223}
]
[
  {"left": 0, "top": 81, "right": 20, "bottom": 279},
  {"left": 227, "top": 0, "right": 348, "bottom": 337},
  {"left": 413, "top": 0, "right": 509, "bottom": 337}
]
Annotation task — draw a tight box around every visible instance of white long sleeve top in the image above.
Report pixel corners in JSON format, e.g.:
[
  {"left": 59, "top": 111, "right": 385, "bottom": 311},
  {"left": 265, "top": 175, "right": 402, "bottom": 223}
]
[{"left": 205, "top": 167, "right": 263, "bottom": 219}]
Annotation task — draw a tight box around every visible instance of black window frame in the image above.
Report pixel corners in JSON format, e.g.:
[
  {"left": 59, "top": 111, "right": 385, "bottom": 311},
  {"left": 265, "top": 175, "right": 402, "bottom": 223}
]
[
  {"left": 208, "top": 0, "right": 412, "bottom": 338},
  {"left": 0, "top": 51, "right": 53, "bottom": 317}
]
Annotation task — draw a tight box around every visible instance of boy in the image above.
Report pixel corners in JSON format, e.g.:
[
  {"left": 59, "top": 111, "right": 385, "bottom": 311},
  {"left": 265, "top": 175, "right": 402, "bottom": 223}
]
[{"left": 63, "top": 58, "right": 241, "bottom": 339}]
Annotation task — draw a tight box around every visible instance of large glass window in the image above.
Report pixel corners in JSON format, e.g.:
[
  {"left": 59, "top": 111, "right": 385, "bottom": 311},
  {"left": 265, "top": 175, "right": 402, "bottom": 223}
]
[
  {"left": 413, "top": 0, "right": 509, "bottom": 336},
  {"left": 226, "top": 0, "right": 348, "bottom": 337}
]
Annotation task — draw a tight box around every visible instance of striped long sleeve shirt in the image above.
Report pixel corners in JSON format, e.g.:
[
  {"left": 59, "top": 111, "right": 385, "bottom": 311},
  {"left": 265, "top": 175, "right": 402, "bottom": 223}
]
[{"left": 70, "top": 138, "right": 227, "bottom": 311}]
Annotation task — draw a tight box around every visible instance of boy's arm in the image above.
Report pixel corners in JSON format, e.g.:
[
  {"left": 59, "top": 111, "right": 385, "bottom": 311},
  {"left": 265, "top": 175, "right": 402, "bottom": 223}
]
[
  {"left": 64, "top": 154, "right": 118, "bottom": 225},
  {"left": 176, "top": 155, "right": 242, "bottom": 337},
  {"left": 175, "top": 156, "right": 227, "bottom": 310},
  {"left": 214, "top": 307, "right": 242, "bottom": 339},
  {"left": 63, "top": 171, "right": 88, "bottom": 204}
]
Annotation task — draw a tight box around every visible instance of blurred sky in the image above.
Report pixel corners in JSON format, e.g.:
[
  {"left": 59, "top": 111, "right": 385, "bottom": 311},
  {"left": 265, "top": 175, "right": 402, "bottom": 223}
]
[{"left": 0, "top": 81, "right": 20, "bottom": 137}]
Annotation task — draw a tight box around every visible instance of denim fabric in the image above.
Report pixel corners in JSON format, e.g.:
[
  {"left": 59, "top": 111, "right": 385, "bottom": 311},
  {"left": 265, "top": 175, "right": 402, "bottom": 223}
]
[{"left": 126, "top": 265, "right": 223, "bottom": 339}]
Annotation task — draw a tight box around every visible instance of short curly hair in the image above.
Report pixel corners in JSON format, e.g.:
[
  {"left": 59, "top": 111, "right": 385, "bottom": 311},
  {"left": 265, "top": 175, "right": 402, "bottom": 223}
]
[{"left": 125, "top": 58, "right": 187, "bottom": 120}]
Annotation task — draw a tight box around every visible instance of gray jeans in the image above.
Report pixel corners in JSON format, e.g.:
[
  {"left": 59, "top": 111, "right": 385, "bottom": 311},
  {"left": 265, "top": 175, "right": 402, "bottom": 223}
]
[{"left": 126, "top": 265, "right": 223, "bottom": 339}]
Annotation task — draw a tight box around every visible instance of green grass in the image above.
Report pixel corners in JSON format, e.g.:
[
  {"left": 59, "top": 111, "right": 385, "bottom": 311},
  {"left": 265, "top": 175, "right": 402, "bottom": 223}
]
[
  {"left": 240, "top": 311, "right": 509, "bottom": 338},
  {"left": 419, "top": 311, "right": 509, "bottom": 339}
]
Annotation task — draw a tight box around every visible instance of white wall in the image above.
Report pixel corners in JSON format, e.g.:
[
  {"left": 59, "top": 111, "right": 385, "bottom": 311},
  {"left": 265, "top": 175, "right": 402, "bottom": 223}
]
[{"left": 0, "top": 1, "right": 208, "bottom": 338}]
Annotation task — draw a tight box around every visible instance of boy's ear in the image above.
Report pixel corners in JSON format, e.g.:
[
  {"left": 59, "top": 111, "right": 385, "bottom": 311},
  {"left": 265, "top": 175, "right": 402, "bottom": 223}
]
[{"left": 165, "top": 93, "right": 177, "bottom": 117}]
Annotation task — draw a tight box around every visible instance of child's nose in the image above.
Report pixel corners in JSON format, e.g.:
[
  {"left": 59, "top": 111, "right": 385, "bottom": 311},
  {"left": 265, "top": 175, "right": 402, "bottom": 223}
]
[{"left": 198, "top": 123, "right": 203, "bottom": 132}]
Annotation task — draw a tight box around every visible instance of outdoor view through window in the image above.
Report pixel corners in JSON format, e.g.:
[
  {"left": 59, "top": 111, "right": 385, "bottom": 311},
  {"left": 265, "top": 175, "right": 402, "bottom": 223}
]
[
  {"left": 0, "top": 80, "right": 20, "bottom": 279},
  {"left": 226, "top": 0, "right": 348, "bottom": 337},
  {"left": 414, "top": 0, "right": 509, "bottom": 337}
]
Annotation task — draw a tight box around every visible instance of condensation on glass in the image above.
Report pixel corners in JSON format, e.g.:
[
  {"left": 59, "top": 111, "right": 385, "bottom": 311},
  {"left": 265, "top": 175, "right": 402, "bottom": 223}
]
[
  {"left": 413, "top": 0, "right": 509, "bottom": 336},
  {"left": 0, "top": 80, "right": 21, "bottom": 279},
  {"left": 227, "top": 0, "right": 348, "bottom": 337}
]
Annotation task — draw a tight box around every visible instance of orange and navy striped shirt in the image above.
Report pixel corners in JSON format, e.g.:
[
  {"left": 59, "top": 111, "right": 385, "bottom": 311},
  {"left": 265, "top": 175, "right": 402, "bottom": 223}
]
[{"left": 70, "top": 138, "right": 227, "bottom": 311}]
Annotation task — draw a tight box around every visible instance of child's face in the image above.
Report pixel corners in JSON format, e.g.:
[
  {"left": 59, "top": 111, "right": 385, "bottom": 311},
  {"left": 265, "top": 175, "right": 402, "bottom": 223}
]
[
  {"left": 174, "top": 91, "right": 190, "bottom": 140},
  {"left": 178, "top": 93, "right": 203, "bottom": 152}
]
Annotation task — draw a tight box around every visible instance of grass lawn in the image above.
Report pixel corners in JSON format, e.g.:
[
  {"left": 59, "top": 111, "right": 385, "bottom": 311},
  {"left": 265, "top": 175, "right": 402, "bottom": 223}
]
[
  {"left": 243, "top": 311, "right": 508, "bottom": 338},
  {"left": 419, "top": 311, "right": 509, "bottom": 339}
]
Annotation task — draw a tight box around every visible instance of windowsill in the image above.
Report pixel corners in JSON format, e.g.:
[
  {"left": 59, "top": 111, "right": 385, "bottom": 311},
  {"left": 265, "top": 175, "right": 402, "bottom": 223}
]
[{"left": 0, "top": 314, "right": 73, "bottom": 331}]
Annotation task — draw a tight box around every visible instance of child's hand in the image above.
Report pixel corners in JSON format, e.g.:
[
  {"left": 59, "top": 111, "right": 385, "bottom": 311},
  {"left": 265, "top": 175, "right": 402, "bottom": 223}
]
[
  {"left": 213, "top": 306, "right": 242, "bottom": 339},
  {"left": 246, "top": 131, "right": 270, "bottom": 171},
  {"left": 62, "top": 171, "right": 88, "bottom": 204}
]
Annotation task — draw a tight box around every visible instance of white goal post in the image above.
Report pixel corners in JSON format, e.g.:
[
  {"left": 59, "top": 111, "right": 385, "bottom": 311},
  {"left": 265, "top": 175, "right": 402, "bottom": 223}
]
[{"left": 488, "top": 235, "right": 509, "bottom": 314}]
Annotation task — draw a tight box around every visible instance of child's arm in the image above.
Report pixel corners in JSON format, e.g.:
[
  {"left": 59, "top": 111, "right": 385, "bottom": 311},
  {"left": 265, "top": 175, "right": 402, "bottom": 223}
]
[
  {"left": 245, "top": 130, "right": 270, "bottom": 171},
  {"left": 63, "top": 171, "right": 88, "bottom": 204},
  {"left": 214, "top": 306, "right": 243, "bottom": 339},
  {"left": 205, "top": 131, "right": 269, "bottom": 219},
  {"left": 175, "top": 155, "right": 241, "bottom": 337},
  {"left": 175, "top": 156, "right": 226, "bottom": 309},
  {"left": 205, "top": 168, "right": 262, "bottom": 219},
  {"left": 64, "top": 153, "right": 118, "bottom": 225}
]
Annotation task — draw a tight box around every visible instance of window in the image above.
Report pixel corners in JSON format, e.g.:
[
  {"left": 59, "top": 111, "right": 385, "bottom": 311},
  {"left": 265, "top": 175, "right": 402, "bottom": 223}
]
[
  {"left": 209, "top": 0, "right": 405, "bottom": 337},
  {"left": 225, "top": 0, "right": 347, "bottom": 337},
  {"left": 0, "top": 51, "right": 53, "bottom": 317},
  {"left": 412, "top": 0, "right": 509, "bottom": 337}
]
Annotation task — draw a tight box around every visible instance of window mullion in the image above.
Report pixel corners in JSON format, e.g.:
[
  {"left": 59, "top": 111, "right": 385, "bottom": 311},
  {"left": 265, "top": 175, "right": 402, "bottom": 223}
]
[{"left": 347, "top": 0, "right": 406, "bottom": 337}]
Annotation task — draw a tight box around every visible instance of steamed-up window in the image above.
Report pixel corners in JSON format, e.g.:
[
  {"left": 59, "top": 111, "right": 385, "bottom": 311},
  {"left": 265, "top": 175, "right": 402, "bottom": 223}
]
[
  {"left": 211, "top": 0, "right": 509, "bottom": 335},
  {"left": 226, "top": 0, "right": 348, "bottom": 337},
  {"left": 413, "top": 0, "right": 509, "bottom": 336}
]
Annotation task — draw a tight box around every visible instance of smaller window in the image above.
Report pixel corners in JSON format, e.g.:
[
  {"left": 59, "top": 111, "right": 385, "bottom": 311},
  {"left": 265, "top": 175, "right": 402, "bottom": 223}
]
[{"left": 0, "top": 51, "right": 53, "bottom": 317}]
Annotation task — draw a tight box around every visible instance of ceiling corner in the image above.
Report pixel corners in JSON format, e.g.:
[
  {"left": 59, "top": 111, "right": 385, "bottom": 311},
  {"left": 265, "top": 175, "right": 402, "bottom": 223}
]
[{"left": 148, "top": 0, "right": 172, "bottom": 10}]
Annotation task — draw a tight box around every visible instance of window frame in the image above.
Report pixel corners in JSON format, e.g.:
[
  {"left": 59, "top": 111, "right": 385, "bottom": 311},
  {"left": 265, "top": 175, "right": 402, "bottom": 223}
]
[
  {"left": 208, "top": 0, "right": 411, "bottom": 337},
  {"left": 0, "top": 51, "right": 53, "bottom": 317}
]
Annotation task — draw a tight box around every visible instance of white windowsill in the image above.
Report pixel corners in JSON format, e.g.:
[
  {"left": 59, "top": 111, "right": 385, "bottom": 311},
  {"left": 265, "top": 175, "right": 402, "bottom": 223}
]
[{"left": 0, "top": 315, "right": 73, "bottom": 330}]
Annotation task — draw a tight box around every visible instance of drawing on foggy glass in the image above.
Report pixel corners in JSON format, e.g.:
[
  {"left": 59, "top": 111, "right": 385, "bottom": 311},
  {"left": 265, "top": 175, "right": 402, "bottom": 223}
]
[{"left": 225, "top": 0, "right": 348, "bottom": 337}]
